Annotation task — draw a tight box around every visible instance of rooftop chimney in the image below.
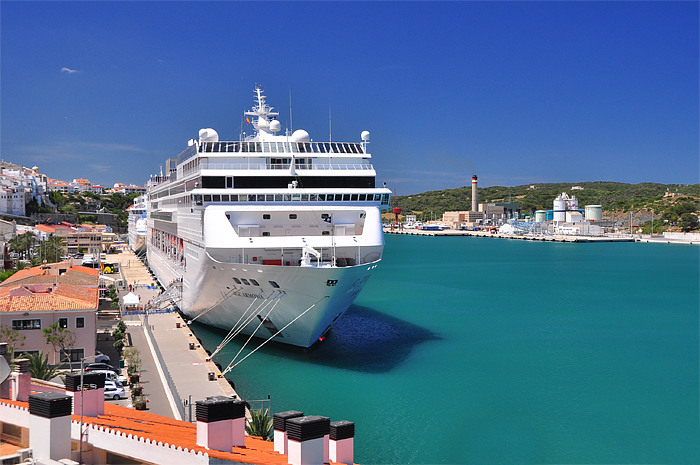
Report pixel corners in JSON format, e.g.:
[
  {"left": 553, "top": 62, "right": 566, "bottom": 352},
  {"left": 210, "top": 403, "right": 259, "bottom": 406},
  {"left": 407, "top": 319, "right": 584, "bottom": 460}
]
[
  {"left": 29, "top": 392, "right": 73, "bottom": 461},
  {"left": 329, "top": 421, "right": 355, "bottom": 465},
  {"left": 471, "top": 175, "right": 478, "bottom": 212},
  {"left": 286, "top": 415, "right": 330, "bottom": 465},
  {"left": 65, "top": 372, "right": 105, "bottom": 416},
  {"left": 11, "top": 358, "right": 31, "bottom": 402},
  {"left": 195, "top": 396, "right": 246, "bottom": 451},
  {"left": 273, "top": 410, "right": 304, "bottom": 454}
]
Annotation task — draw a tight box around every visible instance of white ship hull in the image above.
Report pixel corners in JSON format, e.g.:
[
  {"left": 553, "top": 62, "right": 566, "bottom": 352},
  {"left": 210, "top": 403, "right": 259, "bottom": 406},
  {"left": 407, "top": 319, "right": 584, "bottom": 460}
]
[{"left": 148, "top": 244, "right": 378, "bottom": 347}]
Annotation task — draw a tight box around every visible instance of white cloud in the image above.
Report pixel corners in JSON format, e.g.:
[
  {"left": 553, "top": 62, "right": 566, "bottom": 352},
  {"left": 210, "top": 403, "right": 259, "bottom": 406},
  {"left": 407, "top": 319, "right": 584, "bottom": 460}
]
[{"left": 60, "top": 67, "right": 79, "bottom": 74}]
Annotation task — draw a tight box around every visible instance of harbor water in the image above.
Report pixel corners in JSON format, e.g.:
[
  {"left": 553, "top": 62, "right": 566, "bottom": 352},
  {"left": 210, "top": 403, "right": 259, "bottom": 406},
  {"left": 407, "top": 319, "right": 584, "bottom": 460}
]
[{"left": 191, "top": 235, "right": 699, "bottom": 464}]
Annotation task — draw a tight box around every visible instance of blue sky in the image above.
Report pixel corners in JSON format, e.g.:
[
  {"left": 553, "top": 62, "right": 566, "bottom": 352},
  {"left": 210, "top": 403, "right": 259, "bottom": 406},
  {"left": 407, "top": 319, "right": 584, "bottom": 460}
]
[{"left": 1, "top": 1, "right": 697, "bottom": 195}]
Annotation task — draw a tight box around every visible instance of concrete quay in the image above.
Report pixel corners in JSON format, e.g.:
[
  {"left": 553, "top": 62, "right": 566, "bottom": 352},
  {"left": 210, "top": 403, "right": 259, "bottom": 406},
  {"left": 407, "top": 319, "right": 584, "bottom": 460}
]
[
  {"left": 384, "top": 227, "right": 635, "bottom": 242},
  {"left": 108, "top": 249, "right": 237, "bottom": 421}
]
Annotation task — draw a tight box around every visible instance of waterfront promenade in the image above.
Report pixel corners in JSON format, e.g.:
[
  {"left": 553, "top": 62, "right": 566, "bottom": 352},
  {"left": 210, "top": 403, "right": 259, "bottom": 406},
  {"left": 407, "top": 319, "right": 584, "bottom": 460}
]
[{"left": 108, "top": 249, "right": 237, "bottom": 421}]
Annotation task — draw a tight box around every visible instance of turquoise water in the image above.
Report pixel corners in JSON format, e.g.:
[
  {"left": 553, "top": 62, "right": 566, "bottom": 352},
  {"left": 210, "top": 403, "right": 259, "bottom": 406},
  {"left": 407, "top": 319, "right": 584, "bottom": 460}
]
[{"left": 191, "top": 236, "right": 699, "bottom": 464}]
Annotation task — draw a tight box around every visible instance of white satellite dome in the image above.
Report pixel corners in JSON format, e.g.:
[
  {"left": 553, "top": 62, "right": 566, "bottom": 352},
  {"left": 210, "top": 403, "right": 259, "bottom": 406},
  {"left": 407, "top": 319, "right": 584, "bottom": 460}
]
[
  {"left": 361, "top": 131, "right": 370, "bottom": 141},
  {"left": 291, "top": 129, "right": 310, "bottom": 143},
  {"left": 269, "top": 120, "right": 281, "bottom": 133},
  {"left": 199, "top": 128, "right": 219, "bottom": 142}
]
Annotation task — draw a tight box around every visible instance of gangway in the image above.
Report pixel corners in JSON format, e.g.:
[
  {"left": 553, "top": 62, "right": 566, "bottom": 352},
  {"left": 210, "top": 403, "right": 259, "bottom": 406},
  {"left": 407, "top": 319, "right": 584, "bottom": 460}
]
[{"left": 147, "top": 280, "right": 182, "bottom": 311}]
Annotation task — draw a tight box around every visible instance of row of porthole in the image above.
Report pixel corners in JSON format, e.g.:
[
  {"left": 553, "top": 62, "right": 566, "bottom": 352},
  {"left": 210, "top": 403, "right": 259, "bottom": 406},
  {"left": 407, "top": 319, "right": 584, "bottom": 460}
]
[{"left": 213, "top": 265, "right": 281, "bottom": 289}]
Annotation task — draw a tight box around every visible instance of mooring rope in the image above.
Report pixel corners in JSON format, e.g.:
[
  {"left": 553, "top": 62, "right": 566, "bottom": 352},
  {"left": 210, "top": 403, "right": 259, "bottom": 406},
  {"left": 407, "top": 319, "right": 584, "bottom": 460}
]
[{"left": 222, "top": 296, "right": 328, "bottom": 374}]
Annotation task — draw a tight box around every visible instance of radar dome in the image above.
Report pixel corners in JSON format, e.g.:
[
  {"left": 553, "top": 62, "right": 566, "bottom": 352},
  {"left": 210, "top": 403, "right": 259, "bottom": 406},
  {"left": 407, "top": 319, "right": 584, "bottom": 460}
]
[
  {"left": 199, "top": 128, "right": 219, "bottom": 142},
  {"left": 361, "top": 131, "right": 370, "bottom": 141},
  {"left": 269, "top": 120, "right": 281, "bottom": 133},
  {"left": 291, "top": 129, "right": 310, "bottom": 143}
]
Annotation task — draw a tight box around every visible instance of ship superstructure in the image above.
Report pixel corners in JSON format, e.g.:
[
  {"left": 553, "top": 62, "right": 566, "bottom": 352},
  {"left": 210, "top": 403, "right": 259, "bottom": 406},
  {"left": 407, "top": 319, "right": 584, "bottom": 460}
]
[
  {"left": 127, "top": 194, "right": 147, "bottom": 256},
  {"left": 146, "top": 87, "right": 390, "bottom": 347}
]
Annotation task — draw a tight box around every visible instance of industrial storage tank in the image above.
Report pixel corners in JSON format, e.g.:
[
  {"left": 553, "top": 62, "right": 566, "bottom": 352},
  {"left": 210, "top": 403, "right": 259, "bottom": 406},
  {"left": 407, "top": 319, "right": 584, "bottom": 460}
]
[
  {"left": 553, "top": 193, "right": 567, "bottom": 222},
  {"left": 585, "top": 205, "right": 603, "bottom": 222},
  {"left": 535, "top": 210, "right": 547, "bottom": 223}
]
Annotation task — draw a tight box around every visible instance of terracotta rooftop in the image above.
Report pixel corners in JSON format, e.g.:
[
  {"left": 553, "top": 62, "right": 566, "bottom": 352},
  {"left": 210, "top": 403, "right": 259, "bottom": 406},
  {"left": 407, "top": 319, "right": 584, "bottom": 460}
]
[{"left": 0, "top": 264, "right": 99, "bottom": 312}]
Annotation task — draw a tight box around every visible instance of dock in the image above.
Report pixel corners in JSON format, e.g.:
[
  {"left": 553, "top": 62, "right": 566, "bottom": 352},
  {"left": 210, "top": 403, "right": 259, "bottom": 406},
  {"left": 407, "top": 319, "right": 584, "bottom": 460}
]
[
  {"left": 383, "top": 227, "right": 635, "bottom": 242},
  {"left": 107, "top": 249, "right": 237, "bottom": 421}
]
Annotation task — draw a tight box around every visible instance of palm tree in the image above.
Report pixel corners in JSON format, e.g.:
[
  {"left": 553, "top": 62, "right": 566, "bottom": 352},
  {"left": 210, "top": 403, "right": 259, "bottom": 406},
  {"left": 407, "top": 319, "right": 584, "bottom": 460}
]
[
  {"left": 26, "top": 351, "right": 65, "bottom": 381},
  {"left": 245, "top": 408, "right": 273, "bottom": 441}
]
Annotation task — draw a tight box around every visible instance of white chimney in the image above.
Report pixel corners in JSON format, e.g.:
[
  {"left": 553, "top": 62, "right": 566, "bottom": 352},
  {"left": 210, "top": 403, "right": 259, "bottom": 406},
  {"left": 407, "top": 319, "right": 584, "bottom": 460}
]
[
  {"left": 196, "top": 396, "right": 246, "bottom": 451},
  {"left": 29, "top": 392, "right": 73, "bottom": 461}
]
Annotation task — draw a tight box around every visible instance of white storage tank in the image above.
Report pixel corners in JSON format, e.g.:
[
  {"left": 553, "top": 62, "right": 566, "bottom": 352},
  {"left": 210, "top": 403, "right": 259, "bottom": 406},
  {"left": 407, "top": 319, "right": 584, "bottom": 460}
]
[
  {"left": 553, "top": 193, "right": 567, "bottom": 222},
  {"left": 585, "top": 205, "right": 603, "bottom": 222},
  {"left": 535, "top": 210, "right": 547, "bottom": 223}
]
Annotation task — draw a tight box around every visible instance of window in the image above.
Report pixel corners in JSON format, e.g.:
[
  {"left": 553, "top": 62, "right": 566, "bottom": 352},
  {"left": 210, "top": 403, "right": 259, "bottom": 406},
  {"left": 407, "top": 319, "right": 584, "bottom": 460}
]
[
  {"left": 269, "top": 281, "right": 280, "bottom": 289},
  {"left": 263, "top": 214, "right": 271, "bottom": 220},
  {"left": 12, "top": 319, "right": 41, "bottom": 330},
  {"left": 262, "top": 232, "right": 271, "bottom": 237},
  {"left": 343, "top": 194, "right": 351, "bottom": 201},
  {"left": 322, "top": 231, "right": 330, "bottom": 236},
  {"left": 58, "top": 318, "right": 68, "bottom": 329},
  {"left": 213, "top": 195, "right": 221, "bottom": 202},
  {"left": 204, "top": 195, "right": 212, "bottom": 202},
  {"left": 351, "top": 194, "right": 358, "bottom": 201},
  {"left": 61, "top": 348, "right": 84, "bottom": 363},
  {"left": 359, "top": 194, "right": 367, "bottom": 201},
  {"left": 76, "top": 317, "right": 85, "bottom": 328},
  {"left": 232, "top": 277, "right": 242, "bottom": 284},
  {"left": 221, "top": 194, "right": 229, "bottom": 201},
  {"left": 241, "top": 278, "right": 250, "bottom": 285},
  {"left": 318, "top": 194, "right": 325, "bottom": 201},
  {"left": 250, "top": 279, "right": 260, "bottom": 286},
  {"left": 289, "top": 214, "right": 297, "bottom": 220}
]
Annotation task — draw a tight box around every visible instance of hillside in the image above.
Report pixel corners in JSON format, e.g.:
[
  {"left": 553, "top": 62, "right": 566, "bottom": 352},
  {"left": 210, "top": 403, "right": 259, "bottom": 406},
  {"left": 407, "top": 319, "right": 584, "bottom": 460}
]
[{"left": 393, "top": 182, "right": 700, "bottom": 232}]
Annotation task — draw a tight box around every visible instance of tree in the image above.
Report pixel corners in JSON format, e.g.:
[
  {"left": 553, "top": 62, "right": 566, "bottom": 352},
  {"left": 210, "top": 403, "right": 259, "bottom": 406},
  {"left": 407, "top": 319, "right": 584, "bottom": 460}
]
[
  {"left": 679, "top": 213, "right": 698, "bottom": 232},
  {"left": 0, "top": 324, "right": 25, "bottom": 366},
  {"left": 112, "top": 320, "right": 127, "bottom": 358},
  {"left": 245, "top": 408, "right": 273, "bottom": 441},
  {"left": 27, "top": 351, "right": 65, "bottom": 380},
  {"left": 123, "top": 347, "right": 142, "bottom": 377},
  {"left": 42, "top": 323, "right": 77, "bottom": 370}
]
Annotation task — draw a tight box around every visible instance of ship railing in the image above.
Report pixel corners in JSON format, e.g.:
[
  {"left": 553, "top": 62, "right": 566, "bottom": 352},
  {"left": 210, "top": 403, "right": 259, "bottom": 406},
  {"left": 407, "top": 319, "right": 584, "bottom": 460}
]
[
  {"left": 198, "top": 141, "right": 366, "bottom": 155},
  {"left": 200, "top": 162, "right": 374, "bottom": 171}
]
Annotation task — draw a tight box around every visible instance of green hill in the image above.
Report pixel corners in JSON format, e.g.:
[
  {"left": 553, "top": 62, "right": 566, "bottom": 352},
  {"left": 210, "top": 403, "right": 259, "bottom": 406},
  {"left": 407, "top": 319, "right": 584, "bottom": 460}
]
[{"left": 393, "top": 182, "right": 699, "bottom": 232}]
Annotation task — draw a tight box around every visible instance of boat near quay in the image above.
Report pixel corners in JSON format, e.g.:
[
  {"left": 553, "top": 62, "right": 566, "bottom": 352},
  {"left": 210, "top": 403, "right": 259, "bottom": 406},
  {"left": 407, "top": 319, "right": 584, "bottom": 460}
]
[{"left": 144, "top": 87, "right": 391, "bottom": 348}]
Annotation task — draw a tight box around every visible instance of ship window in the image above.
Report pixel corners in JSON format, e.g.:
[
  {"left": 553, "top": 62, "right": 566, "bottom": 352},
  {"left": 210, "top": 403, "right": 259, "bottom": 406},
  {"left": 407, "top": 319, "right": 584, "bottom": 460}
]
[
  {"left": 310, "top": 194, "right": 317, "bottom": 201},
  {"left": 266, "top": 194, "right": 274, "bottom": 201},
  {"left": 230, "top": 194, "right": 238, "bottom": 201},
  {"left": 351, "top": 194, "right": 358, "bottom": 201},
  {"left": 284, "top": 194, "right": 291, "bottom": 201},
  {"left": 221, "top": 194, "right": 229, "bottom": 201},
  {"left": 250, "top": 279, "right": 260, "bottom": 286},
  {"left": 289, "top": 214, "right": 297, "bottom": 220},
  {"left": 273, "top": 194, "right": 281, "bottom": 201},
  {"left": 255, "top": 194, "right": 263, "bottom": 201},
  {"left": 269, "top": 281, "right": 280, "bottom": 288},
  {"left": 292, "top": 194, "right": 301, "bottom": 201},
  {"left": 213, "top": 195, "right": 220, "bottom": 202},
  {"left": 226, "top": 177, "right": 233, "bottom": 188},
  {"left": 239, "top": 195, "right": 247, "bottom": 202},
  {"left": 327, "top": 195, "right": 334, "bottom": 202},
  {"left": 249, "top": 194, "right": 256, "bottom": 201},
  {"left": 204, "top": 195, "right": 212, "bottom": 201},
  {"left": 359, "top": 194, "right": 366, "bottom": 201},
  {"left": 360, "top": 212, "right": 366, "bottom": 218},
  {"left": 318, "top": 194, "right": 325, "bottom": 201},
  {"left": 375, "top": 194, "right": 381, "bottom": 201},
  {"left": 263, "top": 214, "right": 271, "bottom": 220},
  {"left": 343, "top": 194, "right": 351, "bottom": 201},
  {"left": 322, "top": 231, "right": 330, "bottom": 236},
  {"left": 335, "top": 194, "right": 342, "bottom": 201},
  {"left": 262, "top": 232, "right": 270, "bottom": 237},
  {"left": 330, "top": 143, "right": 339, "bottom": 153},
  {"left": 277, "top": 142, "right": 285, "bottom": 152},
  {"left": 263, "top": 142, "right": 271, "bottom": 152},
  {"left": 321, "top": 214, "right": 330, "bottom": 220},
  {"left": 241, "top": 278, "right": 250, "bottom": 285},
  {"left": 301, "top": 194, "right": 309, "bottom": 201},
  {"left": 232, "top": 277, "right": 241, "bottom": 284}
]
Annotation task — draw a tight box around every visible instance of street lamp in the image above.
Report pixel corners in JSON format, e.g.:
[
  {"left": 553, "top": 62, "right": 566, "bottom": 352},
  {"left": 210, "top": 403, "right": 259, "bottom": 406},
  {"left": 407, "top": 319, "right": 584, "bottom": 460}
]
[{"left": 78, "top": 354, "right": 98, "bottom": 465}]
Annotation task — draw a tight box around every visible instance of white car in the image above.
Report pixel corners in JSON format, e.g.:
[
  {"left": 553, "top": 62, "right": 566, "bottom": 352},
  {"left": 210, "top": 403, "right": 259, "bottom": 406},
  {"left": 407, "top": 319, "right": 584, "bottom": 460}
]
[
  {"left": 91, "top": 369, "right": 128, "bottom": 386},
  {"left": 104, "top": 384, "right": 125, "bottom": 400}
]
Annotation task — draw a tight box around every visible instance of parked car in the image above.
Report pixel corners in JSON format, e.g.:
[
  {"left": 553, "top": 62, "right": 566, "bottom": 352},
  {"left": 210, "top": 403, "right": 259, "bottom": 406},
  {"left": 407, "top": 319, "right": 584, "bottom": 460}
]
[
  {"left": 105, "top": 379, "right": 124, "bottom": 389},
  {"left": 90, "top": 369, "right": 128, "bottom": 386},
  {"left": 104, "top": 384, "right": 125, "bottom": 400},
  {"left": 94, "top": 351, "right": 110, "bottom": 364},
  {"left": 85, "top": 362, "right": 119, "bottom": 373},
  {"left": 73, "top": 253, "right": 84, "bottom": 259}
]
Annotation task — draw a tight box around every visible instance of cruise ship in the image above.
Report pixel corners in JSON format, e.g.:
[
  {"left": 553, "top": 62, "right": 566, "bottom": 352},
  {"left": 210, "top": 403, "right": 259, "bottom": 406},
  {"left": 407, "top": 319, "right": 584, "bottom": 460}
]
[
  {"left": 145, "top": 87, "right": 391, "bottom": 348},
  {"left": 127, "top": 194, "right": 147, "bottom": 256}
]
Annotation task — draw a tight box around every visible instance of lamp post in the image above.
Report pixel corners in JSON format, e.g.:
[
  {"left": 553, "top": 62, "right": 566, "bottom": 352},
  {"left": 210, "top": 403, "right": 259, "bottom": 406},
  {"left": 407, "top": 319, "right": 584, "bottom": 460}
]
[{"left": 79, "top": 354, "right": 97, "bottom": 465}]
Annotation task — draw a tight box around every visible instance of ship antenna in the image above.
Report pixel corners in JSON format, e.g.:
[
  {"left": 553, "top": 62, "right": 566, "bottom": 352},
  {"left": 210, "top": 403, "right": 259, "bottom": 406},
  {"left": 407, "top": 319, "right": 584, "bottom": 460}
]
[{"left": 289, "top": 86, "right": 293, "bottom": 133}]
